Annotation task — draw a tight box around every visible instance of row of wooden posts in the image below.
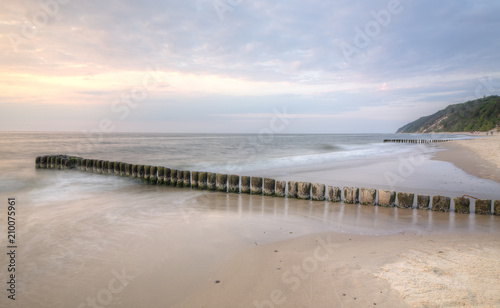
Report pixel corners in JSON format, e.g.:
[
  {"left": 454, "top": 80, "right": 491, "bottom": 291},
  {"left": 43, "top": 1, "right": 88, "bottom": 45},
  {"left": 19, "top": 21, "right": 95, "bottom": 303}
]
[
  {"left": 36, "top": 155, "right": 500, "bottom": 216},
  {"left": 383, "top": 139, "right": 452, "bottom": 143}
]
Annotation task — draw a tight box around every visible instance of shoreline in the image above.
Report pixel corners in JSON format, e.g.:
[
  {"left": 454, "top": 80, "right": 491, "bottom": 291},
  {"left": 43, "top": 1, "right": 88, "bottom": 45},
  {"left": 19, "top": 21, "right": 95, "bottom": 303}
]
[{"left": 432, "top": 134, "right": 500, "bottom": 183}]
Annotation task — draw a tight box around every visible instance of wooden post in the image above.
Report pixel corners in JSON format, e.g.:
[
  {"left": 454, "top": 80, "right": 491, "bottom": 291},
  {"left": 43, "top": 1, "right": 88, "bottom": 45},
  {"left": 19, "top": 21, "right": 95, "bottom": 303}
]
[
  {"left": 432, "top": 195, "right": 451, "bottom": 212},
  {"left": 216, "top": 173, "right": 228, "bottom": 192},
  {"left": 241, "top": 176, "right": 250, "bottom": 194},
  {"left": 360, "top": 188, "right": 376, "bottom": 205},
  {"left": 150, "top": 166, "right": 158, "bottom": 184},
  {"left": 311, "top": 183, "right": 325, "bottom": 201},
  {"left": 207, "top": 172, "right": 216, "bottom": 190},
  {"left": 343, "top": 187, "right": 359, "bottom": 204},
  {"left": 454, "top": 197, "right": 470, "bottom": 214},
  {"left": 191, "top": 171, "right": 199, "bottom": 188},
  {"left": 417, "top": 195, "right": 430, "bottom": 209},
  {"left": 251, "top": 177, "right": 263, "bottom": 195},
  {"left": 275, "top": 181, "right": 286, "bottom": 197},
  {"left": 228, "top": 175, "right": 240, "bottom": 193},
  {"left": 263, "top": 178, "right": 276, "bottom": 196},
  {"left": 183, "top": 170, "right": 190, "bottom": 187},
  {"left": 475, "top": 199, "right": 492, "bottom": 215},
  {"left": 198, "top": 172, "right": 207, "bottom": 189},
  {"left": 297, "top": 182, "right": 311, "bottom": 200},
  {"left": 288, "top": 181, "right": 298, "bottom": 198}
]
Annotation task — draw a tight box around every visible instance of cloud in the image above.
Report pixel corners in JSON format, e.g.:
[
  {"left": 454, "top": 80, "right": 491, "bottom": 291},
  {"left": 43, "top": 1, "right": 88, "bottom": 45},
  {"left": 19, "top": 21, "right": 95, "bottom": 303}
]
[{"left": 1, "top": 0, "right": 500, "bottom": 133}]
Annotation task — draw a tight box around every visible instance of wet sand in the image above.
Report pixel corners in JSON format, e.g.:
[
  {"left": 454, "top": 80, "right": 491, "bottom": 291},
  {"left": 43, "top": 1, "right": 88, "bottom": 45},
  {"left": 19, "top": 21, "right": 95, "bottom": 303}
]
[
  {"left": 5, "top": 177, "right": 500, "bottom": 308},
  {"left": 434, "top": 134, "right": 500, "bottom": 183}
]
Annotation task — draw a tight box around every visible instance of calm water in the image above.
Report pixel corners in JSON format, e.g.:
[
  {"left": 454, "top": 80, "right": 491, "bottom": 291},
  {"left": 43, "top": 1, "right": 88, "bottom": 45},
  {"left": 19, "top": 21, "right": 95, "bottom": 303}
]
[
  {"left": 0, "top": 131, "right": 474, "bottom": 182},
  {"left": 0, "top": 132, "right": 498, "bottom": 307}
]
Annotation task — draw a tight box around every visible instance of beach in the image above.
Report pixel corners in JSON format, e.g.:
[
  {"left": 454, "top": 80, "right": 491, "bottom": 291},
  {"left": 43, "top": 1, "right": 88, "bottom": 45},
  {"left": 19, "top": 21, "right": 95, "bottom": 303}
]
[
  {"left": 434, "top": 133, "right": 500, "bottom": 183},
  {"left": 1, "top": 132, "right": 499, "bottom": 308}
]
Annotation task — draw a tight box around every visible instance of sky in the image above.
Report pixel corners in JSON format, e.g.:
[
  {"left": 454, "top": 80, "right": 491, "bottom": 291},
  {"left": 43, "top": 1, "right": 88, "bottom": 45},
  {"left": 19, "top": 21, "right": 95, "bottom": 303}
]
[{"left": 1, "top": 0, "right": 500, "bottom": 133}]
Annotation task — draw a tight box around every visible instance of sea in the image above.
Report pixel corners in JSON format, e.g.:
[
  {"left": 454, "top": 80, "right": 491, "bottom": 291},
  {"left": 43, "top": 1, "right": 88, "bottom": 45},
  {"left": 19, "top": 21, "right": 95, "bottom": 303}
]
[{"left": 1, "top": 132, "right": 499, "bottom": 307}]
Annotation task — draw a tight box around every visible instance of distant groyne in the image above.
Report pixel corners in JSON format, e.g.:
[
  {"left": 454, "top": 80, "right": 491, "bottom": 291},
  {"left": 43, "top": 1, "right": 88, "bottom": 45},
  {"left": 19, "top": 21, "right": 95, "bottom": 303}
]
[
  {"left": 383, "top": 139, "right": 452, "bottom": 143},
  {"left": 35, "top": 155, "right": 500, "bottom": 216}
]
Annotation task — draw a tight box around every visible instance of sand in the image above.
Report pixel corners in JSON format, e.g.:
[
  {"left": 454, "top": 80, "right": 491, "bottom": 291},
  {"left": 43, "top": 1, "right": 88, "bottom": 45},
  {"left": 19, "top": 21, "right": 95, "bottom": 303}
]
[
  {"left": 173, "top": 231, "right": 500, "bottom": 308},
  {"left": 434, "top": 134, "right": 500, "bottom": 183}
]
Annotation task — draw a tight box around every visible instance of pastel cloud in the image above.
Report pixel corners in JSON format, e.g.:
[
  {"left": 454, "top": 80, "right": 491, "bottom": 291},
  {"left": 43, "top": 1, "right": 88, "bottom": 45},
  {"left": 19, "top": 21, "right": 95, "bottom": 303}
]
[{"left": 1, "top": 0, "right": 499, "bottom": 132}]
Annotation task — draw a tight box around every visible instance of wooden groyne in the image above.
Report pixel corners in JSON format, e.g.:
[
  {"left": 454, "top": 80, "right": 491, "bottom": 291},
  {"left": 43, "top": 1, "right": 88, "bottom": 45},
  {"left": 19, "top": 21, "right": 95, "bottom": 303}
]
[
  {"left": 35, "top": 155, "right": 500, "bottom": 216},
  {"left": 383, "top": 139, "right": 452, "bottom": 143}
]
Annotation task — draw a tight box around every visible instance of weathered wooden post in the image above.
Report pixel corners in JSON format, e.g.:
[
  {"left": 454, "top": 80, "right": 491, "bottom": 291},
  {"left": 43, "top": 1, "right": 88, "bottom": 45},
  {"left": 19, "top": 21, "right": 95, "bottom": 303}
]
[
  {"left": 138, "top": 165, "right": 145, "bottom": 180},
  {"left": 228, "top": 175, "right": 240, "bottom": 193},
  {"left": 100, "top": 161, "right": 107, "bottom": 174},
  {"left": 85, "top": 159, "right": 92, "bottom": 172},
  {"left": 417, "top": 195, "right": 430, "bottom": 209},
  {"left": 162, "top": 168, "right": 170, "bottom": 185},
  {"left": 40, "top": 156, "right": 48, "bottom": 169},
  {"left": 93, "top": 159, "right": 99, "bottom": 173},
  {"left": 297, "top": 182, "right": 311, "bottom": 200},
  {"left": 328, "top": 186, "right": 341, "bottom": 202},
  {"left": 131, "top": 165, "right": 138, "bottom": 178},
  {"left": 191, "top": 171, "right": 199, "bottom": 188},
  {"left": 275, "top": 181, "right": 286, "bottom": 197},
  {"left": 207, "top": 172, "right": 216, "bottom": 190},
  {"left": 125, "top": 163, "right": 131, "bottom": 177},
  {"left": 475, "top": 199, "right": 492, "bottom": 215},
  {"left": 150, "top": 166, "right": 158, "bottom": 184},
  {"left": 241, "top": 176, "right": 250, "bottom": 194},
  {"left": 343, "top": 187, "right": 359, "bottom": 204},
  {"left": 454, "top": 197, "right": 470, "bottom": 214},
  {"left": 397, "top": 192, "right": 414, "bottom": 208},
  {"left": 144, "top": 165, "right": 151, "bottom": 182},
  {"left": 183, "top": 170, "right": 190, "bottom": 187},
  {"left": 263, "top": 178, "right": 276, "bottom": 196},
  {"left": 176, "top": 170, "right": 184, "bottom": 187},
  {"left": 378, "top": 190, "right": 395, "bottom": 206},
  {"left": 157, "top": 167, "right": 165, "bottom": 185},
  {"left": 120, "top": 162, "right": 126, "bottom": 176},
  {"left": 360, "top": 188, "right": 376, "bottom": 205},
  {"left": 170, "top": 169, "right": 178, "bottom": 186},
  {"left": 311, "top": 183, "right": 325, "bottom": 201},
  {"left": 432, "top": 195, "right": 451, "bottom": 212},
  {"left": 105, "top": 161, "right": 112, "bottom": 174},
  {"left": 288, "top": 181, "right": 298, "bottom": 198},
  {"left": 113, "top": 162, "right": 120, "bottom": 176},
  {"left": 198, "top": 172, "right": 207, "bottom": 189},
  {"left": 216, "top": 173, "right": 227, "bottom": 192},
  {"left": 251, "top": 177, "right": 263, "bottom": 195},
  {"left": 35, "top": 156, "right": 41, "bottom": 168}
]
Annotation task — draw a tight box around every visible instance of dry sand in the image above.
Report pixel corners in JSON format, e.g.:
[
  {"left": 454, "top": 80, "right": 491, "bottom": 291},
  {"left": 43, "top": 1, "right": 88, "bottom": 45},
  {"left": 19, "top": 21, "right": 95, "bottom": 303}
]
[
  {"left": 434, "top": 134, "right": 500, "bottom": 183},
  {"left": 174, "top": 231, "right": 500, "bottom": 308}
]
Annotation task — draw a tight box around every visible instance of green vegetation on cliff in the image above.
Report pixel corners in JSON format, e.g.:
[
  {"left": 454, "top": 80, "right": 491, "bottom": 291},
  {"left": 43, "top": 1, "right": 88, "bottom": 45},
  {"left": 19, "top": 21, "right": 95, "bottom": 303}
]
[{"left": 397, "top": 96, "right": 500, "bottom": 133}]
